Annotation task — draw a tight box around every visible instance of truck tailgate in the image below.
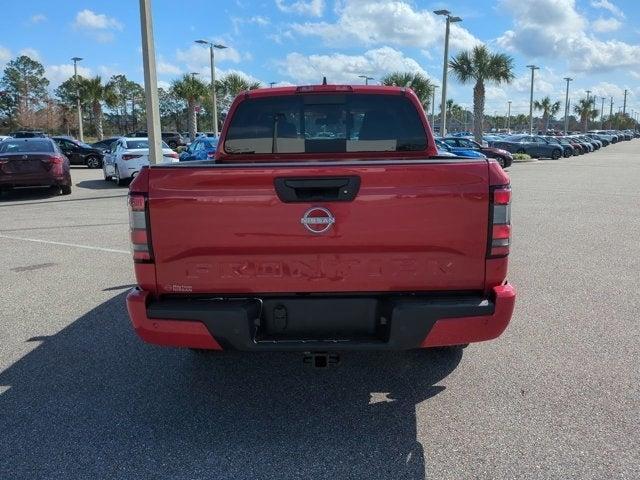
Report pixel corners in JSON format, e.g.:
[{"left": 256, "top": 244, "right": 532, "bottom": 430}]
[{"left": 147, "top": 161, "right": 489, "bottom": 294}]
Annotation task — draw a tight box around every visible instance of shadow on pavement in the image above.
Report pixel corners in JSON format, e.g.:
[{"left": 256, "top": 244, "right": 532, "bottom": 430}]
[
  {"left": 76, "top": 179, "right": 122, "bottom": 190},
  {"left": 0, "top": 293, "right": 462, "bottom": 480},
  {"left": 0, "top": 186, "right": 60, "bottom": 202}
]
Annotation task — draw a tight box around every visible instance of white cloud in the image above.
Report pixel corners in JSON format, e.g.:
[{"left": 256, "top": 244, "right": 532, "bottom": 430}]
[
  {"left": 0, "top": 45, "right": 12, "bottom": 63},
  {"left": 175, "top": 44, "right": 241, "bottom": 73},
  {"left": 72, "top": 9, "right": 123, "bottom": 43},
  {"left": 46, "top": 64, "right": 93, "bottom": 87},
  {"left": 289, "top": 1, "right": 481, "bottom": 51},
  {"left": 248, "top": 15, "right": 270, "bottom": 26},
  {"left": 497, "top": 0, "right": 640, "bottom": 73},
  {"left": 278, "top": 46, "right": 429, "bottom": 84},
  {"left": 590, "top": 0, "right": 624, "bottom": 18},
  {"left": 275, "top": 0, "right": 325, "bottom": 17},
  {"left": 19, "top": 48, "right": 40, "bottom": 61},
  {"left": 592, "top": 17, "right": 622, "bottom": 32},
  {"left": 157, "top": 58, "right": 182, "bottom": 76},
  {"left": 29, "top": 14, "right": 47, "bottom": 24},
  {"left": 73, "top": 9, "right": 123, "bottom": 30}
]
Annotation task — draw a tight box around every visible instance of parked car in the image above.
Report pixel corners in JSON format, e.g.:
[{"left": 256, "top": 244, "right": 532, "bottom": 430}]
[
  {"left": 543, "top": 136, "right": 575, "bottom": 158},
  {"left": 578, "top": 135, "right": 601, "bottom": 150},
  {"left": 126, "top": 131, "right": 185, "bottom": 149},
  {"left": 0, "top": 135, "right": 10, "bottom": 142},
  {"left": 443, "top": 136, "right": 512, "bottom": 168},
  {"left": 0, "top": 138, "right": 72, "bottom": 195},
  {"left": 125, "top": 84, "right": 516, "bottom": 357},
  {"left": 9, "top": 130, "right": 46, "bottom": 138},
  {"left": 103, "top": 137, "right": 178, "bottom": 186},
  {"left": 587, "top": 130, "right": 614, "bottom": 144},
  {"left": 490, "top": 135, "right": 563, "bottom": 159},
  {"left": 90, "top": 137, "right": 121, "bottom": 153},
  {"left": 569, "top": 135, "right": 593, "bottom": 153},
  {"left": 435, "top": 139, "right": 487, "bottom": 159},
  {"left": 585, "top": 133, "right": 609, "bottom": 147},
  {"left": 179, "top": 136, "right": 218, "bottom": 161},
  {"left": 52, "top": 137, "right": 104, "bottom": 168}
]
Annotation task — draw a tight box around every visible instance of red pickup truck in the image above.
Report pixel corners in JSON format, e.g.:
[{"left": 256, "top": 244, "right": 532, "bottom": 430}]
[{"left": 126, "top": 85, "right": 515, "bottom": 359}]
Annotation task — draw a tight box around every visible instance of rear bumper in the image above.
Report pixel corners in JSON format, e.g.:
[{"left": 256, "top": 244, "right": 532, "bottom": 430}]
[
  {"left": 0, "top": 172, "right": 69, "bottom": 188},
  {"left": 126, "top": 285, "right": 516, "bottom": 351}
]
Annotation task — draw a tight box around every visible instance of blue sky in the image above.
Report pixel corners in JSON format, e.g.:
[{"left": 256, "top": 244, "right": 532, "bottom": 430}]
[{"left": 2, "top": 0, "right": 640, "bottom": 116}]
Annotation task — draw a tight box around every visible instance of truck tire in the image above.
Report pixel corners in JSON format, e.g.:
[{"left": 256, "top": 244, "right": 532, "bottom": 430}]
[{"left": 61, "top": 185, "right": 72, "bottom": 195}]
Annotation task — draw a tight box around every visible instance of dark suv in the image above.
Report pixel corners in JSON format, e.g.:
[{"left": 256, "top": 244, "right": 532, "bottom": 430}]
[
  {"left": 126, "top": 131, "right": 184, "bottom": 148},
  {"left": 52, "top": 137, "right": 104, "bottom": 169},
  {"left": 10, "top": 131, "right": 46, "bottom": 138}
]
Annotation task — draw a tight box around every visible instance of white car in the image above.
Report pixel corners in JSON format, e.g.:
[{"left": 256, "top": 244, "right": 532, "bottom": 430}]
[{"left": 103, "top": 137, "right": 178, "bottom": 186}]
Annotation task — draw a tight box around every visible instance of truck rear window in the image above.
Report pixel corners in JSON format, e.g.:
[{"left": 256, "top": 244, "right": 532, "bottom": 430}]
[{"left": 224, "top": 94, "right": 427, "bottom": 155}]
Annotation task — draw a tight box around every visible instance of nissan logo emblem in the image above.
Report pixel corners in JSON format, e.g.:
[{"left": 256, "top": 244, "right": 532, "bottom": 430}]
[{"left": 300, "top": 207, "right": 335, "bottom": 234}]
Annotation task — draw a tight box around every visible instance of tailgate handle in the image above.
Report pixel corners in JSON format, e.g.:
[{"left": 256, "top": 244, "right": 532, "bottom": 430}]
[{"left": 274, "top": 176, "right": 361, "bottom": 202}]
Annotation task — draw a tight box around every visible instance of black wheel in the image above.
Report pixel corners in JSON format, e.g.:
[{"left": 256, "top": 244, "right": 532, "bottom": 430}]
[
  {"left": 551, "top": 148, "right": 561, "bottom": 160},
  {"left": 103, "top": 168, "right": 112, "bottom": 181},
  {"left": 495, "top": 156, "right": 505, "bottom": 168},
  {"left": 86, "top": 156, "right": 102, "bottom": 169},
  {"left": 60, "top": 185, "right": 72, "bottom": 195}
]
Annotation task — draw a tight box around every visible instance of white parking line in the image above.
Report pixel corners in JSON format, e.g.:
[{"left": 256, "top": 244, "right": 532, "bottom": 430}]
[{"left": 0, "top": 234, "right": 129, "bottom": 255}]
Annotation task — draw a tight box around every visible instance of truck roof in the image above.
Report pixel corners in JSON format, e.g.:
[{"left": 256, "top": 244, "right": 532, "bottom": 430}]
[{"left": 238, "top": 84, "right": 407, "bottom": 99}]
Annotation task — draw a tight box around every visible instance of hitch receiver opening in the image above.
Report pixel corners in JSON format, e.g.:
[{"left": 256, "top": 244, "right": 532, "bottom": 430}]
[{"left": 303, "top": 352, "right": 341, "bottom": 368}]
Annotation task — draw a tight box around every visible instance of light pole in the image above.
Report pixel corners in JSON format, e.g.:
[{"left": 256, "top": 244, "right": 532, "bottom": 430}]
[
  {"left": 609, "top": 97, "right": 614, "bottom": 129},
  {"left": 358, "top": 75, "right": 374, "bottom": 85},
  {"left": 526, "top": 65, "right": 539, "bottom": 135},
  {"left": 585, "top": 90, "right": 591, "bottom": 132},
  {"left": 71, "top": 57, "right": 84, "bottom": 142},
  {"left": 195, "top": 40, "right": 227, "bottom": 137},
  {"left": 563, "top": 77, "right": 573, "bottom": 135},
  {"left": 269, "top": 82, "right": 276, "bottom": 88},
  {"left": 431, "top": 85, "right": 439, "bottom": 128},
  {"left": 139, "top": 0, "right": 162, "bottom": 165},
  {"left": 435, "top": 10, "right": 462, "bottom": 137},
  {"left": 623, "top": 89, "right": 627, "bottom": 116},
  {"left": 190, "top": 72, "right": 200, "bottom": 79},
  {"left": 600, "top": 96, "right": 605, "bottom": 129},
  {"left": 507, "top": 100, "right": 512, "bottom": 132}
]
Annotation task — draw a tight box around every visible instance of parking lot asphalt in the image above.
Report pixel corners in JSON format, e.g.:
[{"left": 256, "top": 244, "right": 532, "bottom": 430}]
[{"left": 1, "top": 144, "right": 639, "bottom": 480}]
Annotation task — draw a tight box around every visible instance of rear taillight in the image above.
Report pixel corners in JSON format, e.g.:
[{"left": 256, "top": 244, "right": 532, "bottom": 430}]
[
  {"left": 128, "top": 193, "right": 153, "bottom": 263},
  {"left": 41, "top": 155, "right": 65, "bottom": 173},
  {"left": 123, "top": 154, "right": 142, "bottom": 161},
  {"left": 488, "top": 185, "right": 511, "bottom": 257}
]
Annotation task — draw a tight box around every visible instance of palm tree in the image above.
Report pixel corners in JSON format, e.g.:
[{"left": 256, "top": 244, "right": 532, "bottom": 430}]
[
  {"left": 380, "top": 72, "right": 434, "bottom": 110},
  {"left": 533, "top": 96, "right": 562, "bottom": 131},
  {"left": 171, "top": 74, "right": 209, "bottom": 140},
  {"left": 79, "top": 76, "right": 117, "bottom": 140},
  {"left": 573, "top": 98, "right": 597, "bottom": 132},
  {"left": 218, "top": 72, "right": 261, "bottom": 98},
  {"left": 449, "top": 45, "right": 515, "bottom": 142}
]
